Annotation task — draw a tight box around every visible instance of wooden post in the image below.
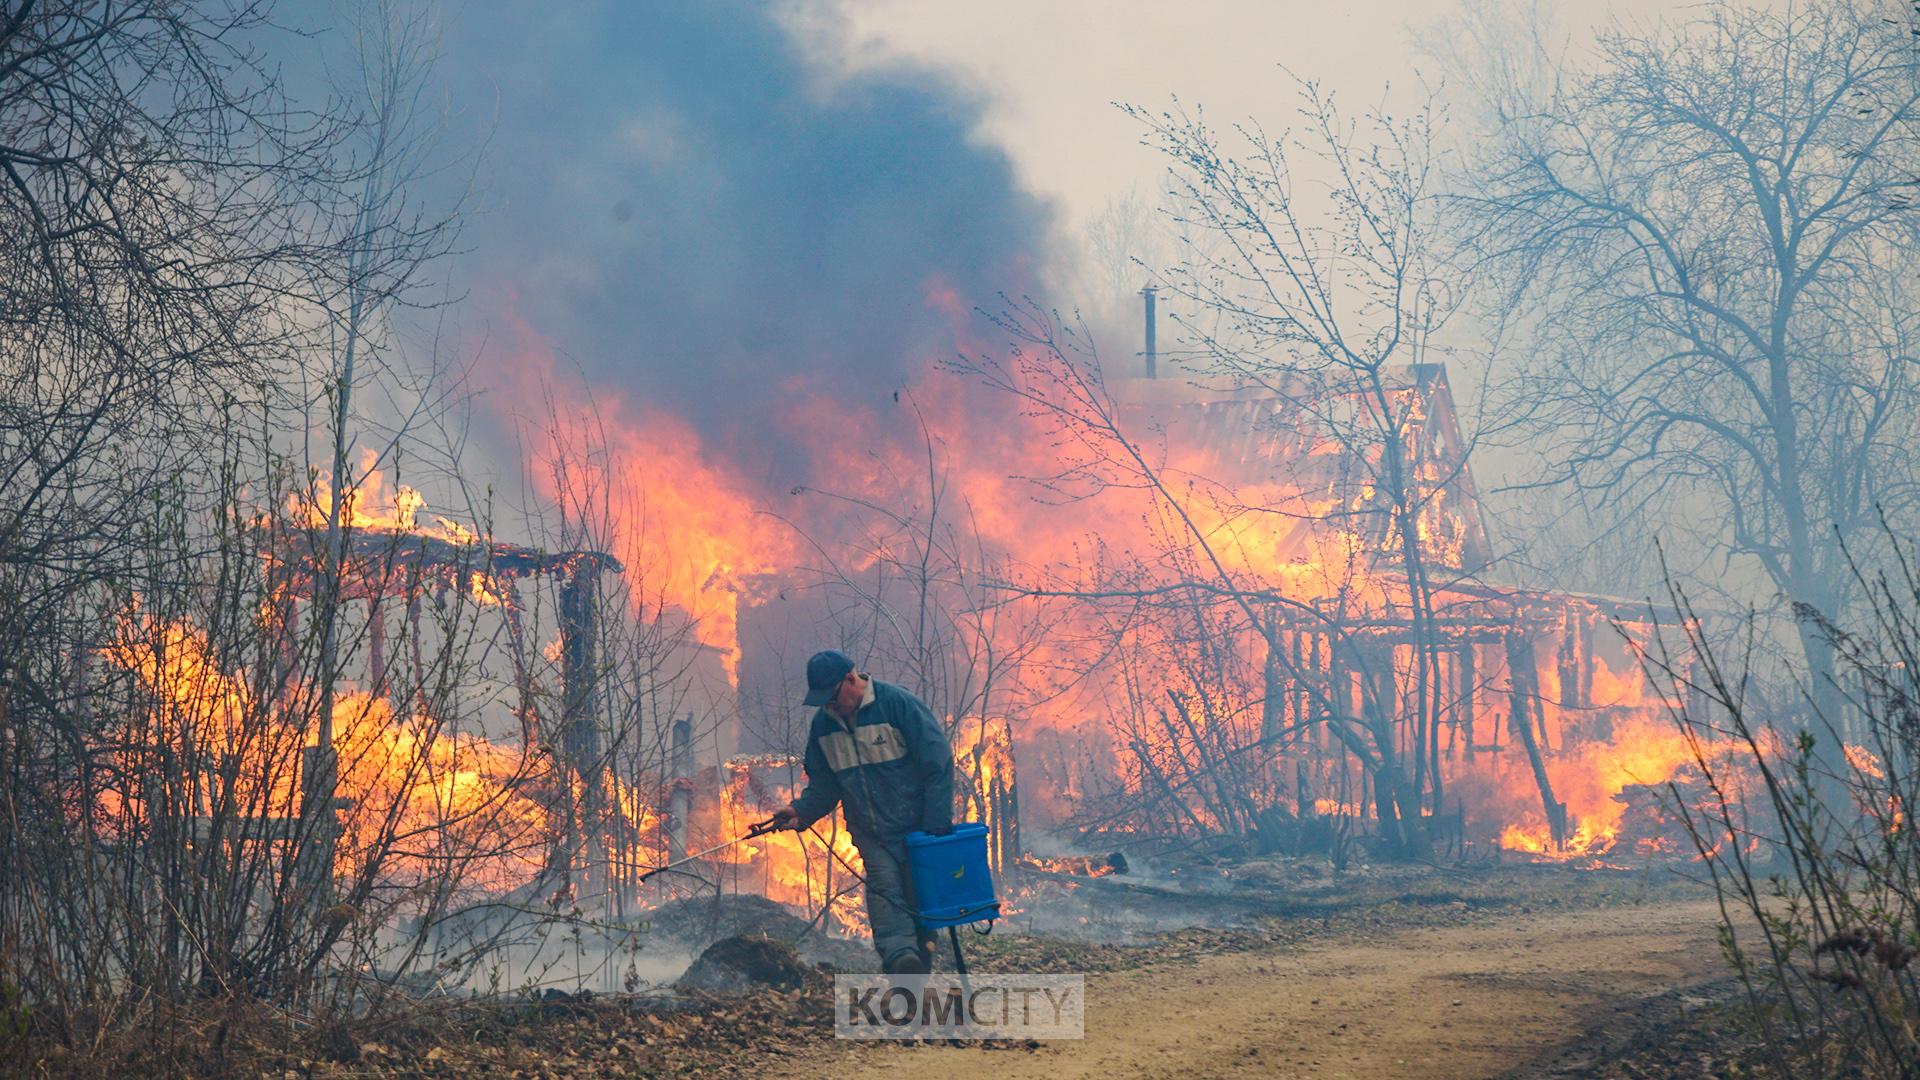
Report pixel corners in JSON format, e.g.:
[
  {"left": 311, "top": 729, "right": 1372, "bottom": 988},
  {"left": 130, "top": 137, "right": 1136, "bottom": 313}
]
[
  {"left": 1292, "top": 630, "right": 1315, "bottom": 818},
  {"left": 1314, "top": 633, "right": 1331, "bottom": 751},
  {"left": 1556, "top": 610, "right": 1579, "bottom": 721},
  {"left": 1360, "top": 646, "right": 1412, "bottom": 854},
  {"left": 1575, "top": 612, "right": 1594, "bottom": 709},
  {"left": 1684, "top": 644, "right": 1713, "bottom": 735},
  {"left": 296, "top": 742, "right": 340, "bottom": 897},
  {"left": 559, "top": 563, "right": 606, "bottom": 891},
  {"left": 407, "top": 590, "right": 426, "bottom": 718},
  {"left": 1456, "top": 643, "right": 1477, "bottom": 762},
  {"left": 979, "top": 723, "right": 1021, "bottom": 872},
  {"left": 1428, "top": 647, "right": 1445, "bottom": 811},
  {"left": 268, "top": 561, "right": 299, "bottom": 700},
  {"left": 1261, "top": 627, "right": 1286, "bottom": 803},
  {"left": 1262, "top": 628, "right": 1285, "bottom": 741},
  {"left": 368, "top": 598, "right": 385, "bottom": 695}
]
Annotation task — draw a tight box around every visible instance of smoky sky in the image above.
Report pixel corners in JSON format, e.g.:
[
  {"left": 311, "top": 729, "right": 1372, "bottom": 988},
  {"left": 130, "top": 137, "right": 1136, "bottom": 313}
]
[{"left": 438, "top": 1, "right": 1047, "bottom": 477}]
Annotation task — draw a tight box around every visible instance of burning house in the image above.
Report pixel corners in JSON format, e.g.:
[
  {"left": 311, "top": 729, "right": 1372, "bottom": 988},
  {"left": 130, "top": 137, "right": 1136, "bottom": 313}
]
[
  {"left": 84, "top": 358, "right": 1710, "bottom": 992},
  {"left": 98, "top": 472, "right": 689, "bottom": 940},
  {"left": 699, "top": 354, "right": 1702, "bottom": 892},
  {"left": 1060, "top": 363, "right": 1693, "bottom": 860},
  {"left": 258, "top": 477, "right": 629, "bottom": 898}
]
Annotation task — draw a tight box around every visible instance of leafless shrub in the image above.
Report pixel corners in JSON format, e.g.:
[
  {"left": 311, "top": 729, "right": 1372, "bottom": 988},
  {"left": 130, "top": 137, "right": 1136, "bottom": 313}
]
[
  {"left": 0, "top": 1, "right": 641, "bottom": 1063},
  {"left": 1644, "top": 532, "right": 1920, "bottom": 1077}
]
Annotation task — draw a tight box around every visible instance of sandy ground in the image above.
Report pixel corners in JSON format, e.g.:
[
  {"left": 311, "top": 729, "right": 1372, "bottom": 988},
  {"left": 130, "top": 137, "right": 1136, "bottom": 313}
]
[{"left": 763, "top": 897, "right": 1731, "bottom": 1080}]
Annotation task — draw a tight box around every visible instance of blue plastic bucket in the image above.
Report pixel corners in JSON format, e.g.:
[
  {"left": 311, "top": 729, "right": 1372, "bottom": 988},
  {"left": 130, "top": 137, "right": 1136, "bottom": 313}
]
[{"left": 904, "top": 823, "right": 1000, "bottom": 929}]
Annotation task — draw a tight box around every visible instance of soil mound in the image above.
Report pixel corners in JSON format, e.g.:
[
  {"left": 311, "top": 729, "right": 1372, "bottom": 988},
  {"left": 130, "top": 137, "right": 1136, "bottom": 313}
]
[
  {"left": 649, "top": 894, "right": 814, "bottom": 946},
  {"left": 676, "top": 934, "right": 809, "bottom": 995},
  {"left": 648, "top": 893, "right": 872, "bottom": 971}
]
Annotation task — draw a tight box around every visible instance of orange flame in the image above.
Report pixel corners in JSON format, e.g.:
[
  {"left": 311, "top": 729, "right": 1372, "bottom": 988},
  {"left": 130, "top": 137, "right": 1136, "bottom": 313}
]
[
  {"left": 97, "top": 607, "right": 696, "bottom": 896},
  {"left": 715, "top": 760, "right": 867, "bottom": 934},
  {"left": 494, "top": 311, "right": 799, "bottom": 684},
  {"left": 469, "top": 296, "right": 1755, "bottom": 878},
  {"left": 1489, "top": 713, "right": 1758, "bottom": 859},
  {"left": 289, "top": 449, "right": 480, "bottom": 545}
]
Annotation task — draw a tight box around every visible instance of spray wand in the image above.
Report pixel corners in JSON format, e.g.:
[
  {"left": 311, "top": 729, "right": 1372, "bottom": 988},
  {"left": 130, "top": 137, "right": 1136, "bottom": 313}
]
[{"left": 637, "top": 819, "right": 779, "bottom": 882}]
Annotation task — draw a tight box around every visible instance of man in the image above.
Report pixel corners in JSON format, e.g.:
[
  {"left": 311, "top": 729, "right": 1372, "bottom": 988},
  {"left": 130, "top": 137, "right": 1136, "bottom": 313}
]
[{"left": 757, "top": 649, "right": 954, "bottom": 974}]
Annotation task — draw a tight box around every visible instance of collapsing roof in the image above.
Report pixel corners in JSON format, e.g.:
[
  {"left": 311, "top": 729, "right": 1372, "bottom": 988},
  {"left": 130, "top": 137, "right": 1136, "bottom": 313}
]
[
  {"left": 260, "top": 523, "right": 621, "bottom": 602},
  {"left": 1113, "top": 363, "right": 1493, "bottom": 574}
]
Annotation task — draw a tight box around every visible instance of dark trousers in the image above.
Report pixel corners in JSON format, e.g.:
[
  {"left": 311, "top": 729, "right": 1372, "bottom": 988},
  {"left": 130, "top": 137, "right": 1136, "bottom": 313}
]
[{"left": 859, "top": 837, "right": 933, "bottom": 965}]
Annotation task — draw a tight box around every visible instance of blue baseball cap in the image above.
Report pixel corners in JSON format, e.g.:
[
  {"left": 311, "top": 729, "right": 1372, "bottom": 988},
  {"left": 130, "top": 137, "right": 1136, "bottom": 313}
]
[{"left": 802, "top": 649, "right": 856, "bottom": 707}]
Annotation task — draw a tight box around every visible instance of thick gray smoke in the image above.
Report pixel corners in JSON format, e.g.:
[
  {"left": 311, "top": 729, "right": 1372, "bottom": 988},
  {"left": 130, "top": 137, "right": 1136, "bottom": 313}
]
[{"left": 441, "top": 1, "right": 1048, "bottom": 488}]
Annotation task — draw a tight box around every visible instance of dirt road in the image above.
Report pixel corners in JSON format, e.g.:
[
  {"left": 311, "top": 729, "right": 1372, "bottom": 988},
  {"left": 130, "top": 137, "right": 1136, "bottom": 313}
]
[{"left": 765, "top": 898, "right": 1731, "bottom": 1080}]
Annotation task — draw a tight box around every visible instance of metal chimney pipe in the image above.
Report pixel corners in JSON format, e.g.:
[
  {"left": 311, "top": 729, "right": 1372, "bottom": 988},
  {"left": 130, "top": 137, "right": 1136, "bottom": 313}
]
[{"left": 1141, "top": 285, "right": 1158, "bottom": 379}]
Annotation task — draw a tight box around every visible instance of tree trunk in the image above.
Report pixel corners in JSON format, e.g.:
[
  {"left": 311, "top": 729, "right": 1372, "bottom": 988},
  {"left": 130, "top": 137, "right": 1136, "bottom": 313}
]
[{"left": 1505, "top": 632, "right": 1568, "bottom": 847}]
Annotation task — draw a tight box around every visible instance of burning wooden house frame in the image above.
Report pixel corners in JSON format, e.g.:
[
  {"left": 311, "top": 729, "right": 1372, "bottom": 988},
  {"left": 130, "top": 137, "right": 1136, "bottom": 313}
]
[
  {"left": 1003, "top": 362, "right": 1704, "bottom": 860},
  {"left": 646, "top": 357, "right": 1707, "bottom": 909},
  {"left": 254, "top": 504, "right": 627, "bottom": 901},
  {"left": 94, "top": 471, "right": 885, "bottom": 956},
  {"left": 86, "top": 475, "right": 657, "bottom": 919},
  {"left": 126, "top": 358, "right": 1712, "bottom": 955},
  {"left": 66, "top": 476, "right": 715, "bottom": 1004},
  {"left": 1000, "top": 364, "right": 1700, "bottom": 859}
]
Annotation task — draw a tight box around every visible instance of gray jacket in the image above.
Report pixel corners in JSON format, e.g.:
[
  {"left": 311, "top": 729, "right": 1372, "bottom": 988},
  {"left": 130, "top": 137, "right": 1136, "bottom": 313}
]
[{"left": 789, "top": 679, "right": 955, "bottom": 843}]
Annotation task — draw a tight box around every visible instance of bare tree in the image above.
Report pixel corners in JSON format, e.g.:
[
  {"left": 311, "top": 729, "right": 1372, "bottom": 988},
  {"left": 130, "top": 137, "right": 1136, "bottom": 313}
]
[
  {"left": 954, "top": 80, "right": 1477, "bottom": 855},
  {"left": 0, "top": 0, "right": 333, "bottom": 707},
  {"left": 0, "top": 1, "right": 338, "bottom": 1025},
  {"left": 1146, "top": 79, "right": 1484, "bottom": 851},
  {"left": 1460, "top": 0, "right": 1920, "bottom": 768},
  {"left": 0, "top": 0, "right": 528, "bottom": 1052},
  {"left": 783, "top": 398, "right": 1062, "bottom": 864},
  {"left": 298, "top": 0, "right": 466, "bottom": 940}
]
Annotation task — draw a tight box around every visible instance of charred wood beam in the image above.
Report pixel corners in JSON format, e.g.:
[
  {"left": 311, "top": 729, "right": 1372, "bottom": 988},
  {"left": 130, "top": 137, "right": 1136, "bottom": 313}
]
[
  {"left": 556, "top": 562, "right": 607, "bottom": 887},
  {"left": 1455, "top": 643, "right": 1476, "bottom": 762},
  {"left": 996, "top": 580, "right": 1674, "bottom": 634},
  {"left": 1428, "top": 651, "right": 1444, "bottom": 810},
  {"left": 295, "top": 742, "right": 340, "bottom": 899},
  {"left": 560, "top": 566, "right": 603, "bottom": 742},
  {"left": 1261, "top": 634, "right": 1285, "bottom": 741},
  {"left": 368, "top": 598, "right": 385, "bottom": 695},
  {"left": 262, "top": 524, "right": 620, "bottom": 601},
  {"left": 407, "top": 591, "right": 427, "bottom": 720},
  {"left": 1322, "top": 663, "right": 1381, "bottom": 772},
  {"left": 1361, "top": 661, "right": 1407, "bottom": 851},
  {"left": 501, "top": 598, "right": 538, "bottom": 748},
  {"left": 984, "top": 763, "right": 1020, "bottom": 871},
  {"left": 1575, "top": 613, "right": 1594, "bottom": 709},
  {"left": 1366, "top": 655, "right": 1432, "bottom": 857}
]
